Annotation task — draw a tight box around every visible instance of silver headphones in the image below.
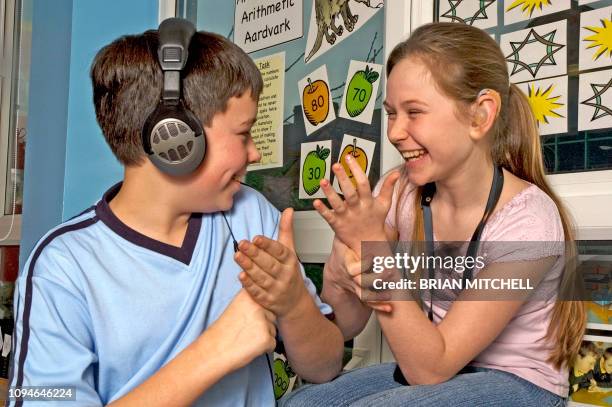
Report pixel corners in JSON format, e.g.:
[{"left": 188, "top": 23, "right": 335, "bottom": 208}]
[{"left": 141, "top": 18, "right": 206, "bottom": 176}]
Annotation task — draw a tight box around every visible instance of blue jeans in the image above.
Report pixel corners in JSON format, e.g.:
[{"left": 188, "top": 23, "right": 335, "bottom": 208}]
[{"left": 280, "top": 363, "right": 566, "bottom": 407}]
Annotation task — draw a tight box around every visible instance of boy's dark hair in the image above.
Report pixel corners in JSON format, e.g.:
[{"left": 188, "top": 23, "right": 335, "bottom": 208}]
[{"left": 91, "top": 30, "right": 263, "bottom": 166}]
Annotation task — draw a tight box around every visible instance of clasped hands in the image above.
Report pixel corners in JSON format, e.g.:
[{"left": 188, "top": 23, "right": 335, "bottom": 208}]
[{"left": 233, "top": 154, "right": 401, "bottom": 317}]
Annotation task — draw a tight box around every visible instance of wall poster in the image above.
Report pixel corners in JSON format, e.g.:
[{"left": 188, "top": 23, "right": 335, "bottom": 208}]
[{"left": 192, "top": 0, "right": 385, "bottom": 211}]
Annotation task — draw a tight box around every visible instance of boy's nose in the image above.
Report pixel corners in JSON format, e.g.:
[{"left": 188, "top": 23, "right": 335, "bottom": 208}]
[{"left": 248, "top": 142, "right": 261, "bottom": 164}]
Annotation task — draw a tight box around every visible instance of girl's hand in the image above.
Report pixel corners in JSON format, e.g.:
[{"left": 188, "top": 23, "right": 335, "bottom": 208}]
[
  {"left": 313, "top": 155, "right": 400, "bottom": 254},
  {"left": 325, "top": 237, "right": 392, "bottom": 313},
  {"left": 325, "top": 237, "right": 362, "bottom": 296}
]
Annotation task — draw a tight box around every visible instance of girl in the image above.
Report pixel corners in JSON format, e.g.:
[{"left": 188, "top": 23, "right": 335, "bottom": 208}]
[{"left": 282, "top": 22, "right": 585, "bottom": 406}]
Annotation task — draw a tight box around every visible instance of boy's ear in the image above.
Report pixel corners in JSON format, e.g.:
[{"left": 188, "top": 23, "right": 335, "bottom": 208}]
[{"left": 469, "top": 89, "right": 501, "bottom": 141}]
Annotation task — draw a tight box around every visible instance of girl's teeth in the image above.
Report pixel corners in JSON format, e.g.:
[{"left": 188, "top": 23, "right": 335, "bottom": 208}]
[{"left": 403, "top": 149, "right": 426, "bottom": 159}]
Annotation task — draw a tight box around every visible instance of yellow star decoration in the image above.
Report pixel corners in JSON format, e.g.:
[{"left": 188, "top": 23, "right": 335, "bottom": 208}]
[
  {"left": 527, "top": 84, "right": 564, "bottom": 125},
  {"left": 506, "top": 0, "right": 553, "bottom": 17},
  {"left": 584, "top": 18, "right": 612, "bottom": 61}
]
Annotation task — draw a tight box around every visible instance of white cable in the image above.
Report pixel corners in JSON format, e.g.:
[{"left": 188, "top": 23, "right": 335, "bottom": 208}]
[{"left": 0, "top": 125, "right": 20, "bottom": 242}]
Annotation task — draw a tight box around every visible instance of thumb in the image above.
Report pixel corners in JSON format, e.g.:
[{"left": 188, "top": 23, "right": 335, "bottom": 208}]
[
  {"left": 377, "top": 171, "right": 400, "bottom": 210},
  {"left": 278, "top": 208, "right": 296, "bottom": 251}
]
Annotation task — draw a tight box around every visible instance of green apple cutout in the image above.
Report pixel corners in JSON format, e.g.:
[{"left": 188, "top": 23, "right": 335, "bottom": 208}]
[
  {"left": 346, "top": 65, "right": 379, "bottom": 117},
  {"left": 302, "top": 144, "right": 330, "bottom": 195},
  {"left": 273, "top": 358, "right": 295, "bottom": 400}
]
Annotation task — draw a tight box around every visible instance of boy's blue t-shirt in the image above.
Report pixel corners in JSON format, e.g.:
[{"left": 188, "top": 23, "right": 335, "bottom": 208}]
[{"left": 8, "top": 183, "right": 331, "bottom": 406}]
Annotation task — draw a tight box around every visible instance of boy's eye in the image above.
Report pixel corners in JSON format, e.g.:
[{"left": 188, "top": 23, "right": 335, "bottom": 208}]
[
  {"left": 240, "top": 132, "right": 251, "bottom": 143},
  {"left": 408, "top": 110, "right": 421, "bottom": 116}
]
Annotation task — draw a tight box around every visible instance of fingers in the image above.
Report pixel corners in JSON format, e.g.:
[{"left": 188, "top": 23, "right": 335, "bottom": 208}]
[
  {"left": 262, "top": 308, "right": 276, "bottom": 324},
  {"left": 278, "top": 208, "right": 296, "bottom": 251},
  {"left": 346, "top": 256, "right": 363, "bottom": 279},
  {"left": 236, "top": 240, "right": 280, "bottom": 278},
  {"left": 261, "top": 310, "right": 277, "bottom": 353},
  {"left": 377, "top": 170, "right": 401, "bottom": 209},
  {"left": 240, "top": 271, "right": 272, "bottom": 304},
  {"left": 344, "top": 154, "right": 371, "bottom": 199},
  {"left": 332, "top": 163, "right": 359, "bottom": 206},
  {"left": 241, "top": 285, "right": 278, "bottom": 325},
  {"left": 313, "top": 199, "right": 336, "bottom": 227},
  {"left": 351, "top": 279, "right": 362, "bottom": 298},
  {"left": 320, "top": 178, "right": 346, "bottom": 213},
  {"left": 252, "top": 235, "right": 292, "bottom": 264},
  {"left": 265, "top": 332, "right": 277, "bottom": 353},
  {"left": 358, "top": 273, "right": 393, "bottom": 302},
  {"left": 235, "top": 250, "right": 275, "bottom": 291},
  {"left": 367, "top": 301, "right": 393, "bottom": 313}
]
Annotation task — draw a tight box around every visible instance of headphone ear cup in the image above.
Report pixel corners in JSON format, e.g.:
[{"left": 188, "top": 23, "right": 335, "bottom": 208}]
[{"left": 142, "top": 104, "right": 206, "bottom": 176}]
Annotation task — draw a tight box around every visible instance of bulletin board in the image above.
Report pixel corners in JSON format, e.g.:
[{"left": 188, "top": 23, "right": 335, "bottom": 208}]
[{"left": 186, "top": 0, "right": 386, "bottom": 212}]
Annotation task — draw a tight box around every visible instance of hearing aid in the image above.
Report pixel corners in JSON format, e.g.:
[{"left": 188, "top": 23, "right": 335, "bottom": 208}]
[{"left": 477, "top": 88, "right": 491, "bottom": 98}]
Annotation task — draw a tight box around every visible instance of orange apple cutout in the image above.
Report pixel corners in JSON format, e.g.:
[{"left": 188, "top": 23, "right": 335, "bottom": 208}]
[
  {"left": 340, "top": 138, "right": 368, "bottom": 187},
  {"left": 302, "top": 78, "right": 330, "bottom": 126}
]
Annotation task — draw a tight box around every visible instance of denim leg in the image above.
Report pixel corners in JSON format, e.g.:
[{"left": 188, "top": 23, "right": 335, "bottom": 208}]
[
  {"left": 280, "top": 363, "right": 401, "bottom": 407},
  {"left": 351, "top": 367, "right": 566, "bottom": 407}
]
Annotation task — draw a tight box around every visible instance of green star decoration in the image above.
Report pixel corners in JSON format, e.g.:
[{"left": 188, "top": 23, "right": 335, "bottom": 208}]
[
  {"left": 505, "top": 28, "right": 565, "bottom": 78},
  {"left": 441, "top": 0, "right": 496, "bottom": 26},
  {"left": 581, "top": 78, "right": 612, "bottom": 122}
]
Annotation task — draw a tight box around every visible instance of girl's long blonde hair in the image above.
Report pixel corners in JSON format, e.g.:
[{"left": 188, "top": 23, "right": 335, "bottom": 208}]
[{"left": 388, "top": 22, "right": 585, "bottom": 370}]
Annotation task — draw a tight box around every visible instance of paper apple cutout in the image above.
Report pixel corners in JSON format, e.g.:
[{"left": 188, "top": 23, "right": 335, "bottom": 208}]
[{"left": 302, "top": 78, "right": 330, "bottom": 126}]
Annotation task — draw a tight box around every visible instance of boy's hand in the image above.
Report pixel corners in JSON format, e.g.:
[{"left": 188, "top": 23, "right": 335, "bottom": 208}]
[
  {"left": 234, "top": 208, "right": 310, "bottom": 319},
  {"left": 204, "top": 289, "right": 276, "bottom": 371}
]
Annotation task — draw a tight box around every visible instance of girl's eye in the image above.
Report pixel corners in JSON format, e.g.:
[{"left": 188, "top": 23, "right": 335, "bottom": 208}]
[{"left": 408, "top": 110, "right": 421, "bottom": 116}]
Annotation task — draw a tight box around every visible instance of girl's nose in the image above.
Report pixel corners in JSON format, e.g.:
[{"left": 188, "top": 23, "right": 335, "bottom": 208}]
[{"left": 387, "top": 119, "right": 409, "bottom": 144}]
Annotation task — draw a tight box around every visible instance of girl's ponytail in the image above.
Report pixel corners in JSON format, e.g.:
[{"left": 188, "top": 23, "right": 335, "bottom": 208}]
[{"left": 501, "top": 83, "right": 585, "bottom": 370}]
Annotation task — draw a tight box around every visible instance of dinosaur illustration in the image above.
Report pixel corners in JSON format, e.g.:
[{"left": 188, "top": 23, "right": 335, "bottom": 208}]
[{"left": 305, "top": 0, "right": 375, "bottom": 63}]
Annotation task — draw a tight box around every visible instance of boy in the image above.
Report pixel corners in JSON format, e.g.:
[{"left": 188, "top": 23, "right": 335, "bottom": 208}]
[{"left": 8, "top": 20, "right": 343, "bottom": 406}]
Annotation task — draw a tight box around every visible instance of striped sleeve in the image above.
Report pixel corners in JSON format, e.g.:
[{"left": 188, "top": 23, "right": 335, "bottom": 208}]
[{"left": 7, "top": 219, "right": 102, "bottom": 406}]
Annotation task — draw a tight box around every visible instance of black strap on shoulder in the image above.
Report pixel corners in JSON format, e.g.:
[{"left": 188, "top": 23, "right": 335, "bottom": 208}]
[
  {"left": 421, "top": 165, "right": 504, "bottom": 320},
  {"left": 464, "top": 165, "right": 504, "bottom": 281},
  {"left": 421, "top": 183, "right": 435, "bottom": 321}
]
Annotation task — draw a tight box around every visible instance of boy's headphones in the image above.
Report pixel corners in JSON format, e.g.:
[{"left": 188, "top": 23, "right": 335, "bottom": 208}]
[{"left": 142, "top": 18, "right": 206, "bottom": 176}]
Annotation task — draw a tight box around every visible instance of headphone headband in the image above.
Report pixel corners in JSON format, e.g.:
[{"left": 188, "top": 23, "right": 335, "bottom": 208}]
[{"left": 158, "top": 18, "right": 196, "bottom": 102}]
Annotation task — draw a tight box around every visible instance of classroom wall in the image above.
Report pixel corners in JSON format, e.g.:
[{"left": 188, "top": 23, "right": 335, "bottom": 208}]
[{"left": 20, "top": 0, "right": 159, "bottom": 266}]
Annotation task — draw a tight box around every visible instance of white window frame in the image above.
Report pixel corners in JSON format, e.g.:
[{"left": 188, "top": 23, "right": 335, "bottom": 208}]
[
  {"left": 159, "top": 0, "right": 176, "bottom": 23},
  {"left": 0, "top": 0, "right": 21, "bottom": 246}
]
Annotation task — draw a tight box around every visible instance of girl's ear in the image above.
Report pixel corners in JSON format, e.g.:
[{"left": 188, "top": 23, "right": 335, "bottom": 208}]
[{"left": 469, "top": 88, "right": 501, "bottom": 141}]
